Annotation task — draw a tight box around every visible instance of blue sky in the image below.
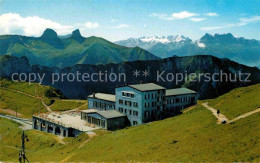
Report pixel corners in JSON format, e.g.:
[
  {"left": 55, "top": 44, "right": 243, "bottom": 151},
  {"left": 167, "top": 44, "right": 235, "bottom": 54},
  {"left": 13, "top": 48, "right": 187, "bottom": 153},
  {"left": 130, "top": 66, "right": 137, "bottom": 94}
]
[{"left": 0, "top": 0, "right": 260, "bottom": 41}]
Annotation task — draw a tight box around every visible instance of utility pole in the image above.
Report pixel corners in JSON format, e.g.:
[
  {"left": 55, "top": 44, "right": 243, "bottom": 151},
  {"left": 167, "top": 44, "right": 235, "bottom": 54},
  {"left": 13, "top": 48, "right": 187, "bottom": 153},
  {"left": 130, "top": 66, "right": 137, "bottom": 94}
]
[{"left": 19, "top": 131, "right": 29, "bottom": 163}]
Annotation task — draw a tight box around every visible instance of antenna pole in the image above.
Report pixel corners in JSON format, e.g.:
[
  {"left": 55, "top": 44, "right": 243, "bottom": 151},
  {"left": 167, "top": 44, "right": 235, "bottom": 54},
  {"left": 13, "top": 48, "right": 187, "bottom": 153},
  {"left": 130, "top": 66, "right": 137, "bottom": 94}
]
[{"left": 19, "top": 131, "right": 29, "bottom": 163}]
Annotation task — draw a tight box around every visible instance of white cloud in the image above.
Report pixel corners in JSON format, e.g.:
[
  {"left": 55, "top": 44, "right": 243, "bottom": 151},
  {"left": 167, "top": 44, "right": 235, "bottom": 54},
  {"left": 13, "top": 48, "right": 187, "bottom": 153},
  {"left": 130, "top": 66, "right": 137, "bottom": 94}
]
[
  {"left": 201, "top": 15, "right": 260, "bottom": 31},
  {"left": 150, "top": 13, "right": 172, "bottom": 20},
  {"left": 77, "top": 22, "right": 99, "bottom": 29},
  {"left": 205, "top": 13, "right": 219, "bottom": 17},
  {"left": 201, "top": 22, "right": 247, "bottom": 30},
  {"left": 190, "top": 17, "right": 206, "bottom": 22},
  {"left": 239, "top": 15, "right": 260, "bottom": 23},
  {"left": 0, "top": 13, "right": 99, "bottom": 36},
  {"left": 0, "top": 13, "right": 74, "bottom": 36},
  {"left": 172, "top": 11, "right": 199, "bottom": 19},
  {"left": 144, "top": 24, "right": 147, "bottom": 27},
  {"left": 114, "top": 24, "right": 129, "bottom": 29},
  {"left": 151, "top": 11, "right": 199, "bottom": 20}
]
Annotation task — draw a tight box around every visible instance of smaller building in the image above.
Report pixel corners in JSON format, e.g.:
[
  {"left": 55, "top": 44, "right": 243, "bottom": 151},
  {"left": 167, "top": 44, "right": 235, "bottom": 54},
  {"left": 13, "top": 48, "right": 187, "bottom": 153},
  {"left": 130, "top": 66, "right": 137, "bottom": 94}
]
[
  {"left": 81, "top": 109, "right": 127, "bottom": 130},
  {"left": 88, "top": 93, "right": 115, "bottom": 110},
  {"left": 33, "top": 112, "right": 99, "bottom": 137}
]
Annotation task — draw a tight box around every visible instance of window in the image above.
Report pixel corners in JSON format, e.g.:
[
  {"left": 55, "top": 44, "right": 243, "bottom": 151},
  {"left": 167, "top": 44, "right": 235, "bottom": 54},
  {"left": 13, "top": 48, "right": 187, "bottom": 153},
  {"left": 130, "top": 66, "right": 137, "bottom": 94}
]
[
  {"left": 119, "top": 99, "right": 123, "bottom": 105},
  {"left": 122, "top": 92, "right": 126, "bottom": 96},
  {"left": 124, "top": 109, "right": 127, "bottom": 114},
  {"left": 119, "top": 107, "right": 123, "bottom": 112},
  {"left": 126, "top": 93, "right": 130, "bottom": 97},
  {"left": 101, "top": 120, "right": 105, "bottom": 128},
  {"left": 131, "top": 94, "right": 134, "bottom": 98},
  {"left": 133, "top": 111, "right": 138, "bottom": 116},
  {"left": 133, "top": 102, "right": 138, "bottom": 108},
  {"left": 93, "top": 101, "right": 97, "bottom": 107},
  {"left": 145, "top": 111, "right": 149, "bottom": 118},
  {"left": 129, "top": 110, "right": 132, "bottom": 115},
  {"left": 88, "top": 116, "right": 91, "bottom": 123},
  {"left": 125, "top": 100, "right": 127, "bottom": 105}
]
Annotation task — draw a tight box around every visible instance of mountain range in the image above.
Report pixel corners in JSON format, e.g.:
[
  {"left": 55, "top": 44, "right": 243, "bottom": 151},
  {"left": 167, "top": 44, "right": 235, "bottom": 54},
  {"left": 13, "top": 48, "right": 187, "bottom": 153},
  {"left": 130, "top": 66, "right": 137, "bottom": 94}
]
[
  {"left": 1, "top": 55, "right": 259, "bottom": 99},
  {"left": 115, "top": 34, "right": 260, "bottom": 68},
  {"left": 0, "top": 29, "right": 159, "bottom": 68}
]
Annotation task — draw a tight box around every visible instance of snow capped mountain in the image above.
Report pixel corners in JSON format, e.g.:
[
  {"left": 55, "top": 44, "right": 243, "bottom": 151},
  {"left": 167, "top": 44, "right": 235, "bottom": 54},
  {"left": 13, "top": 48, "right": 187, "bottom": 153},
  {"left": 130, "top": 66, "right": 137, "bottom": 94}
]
[
  {"left": 139, "top": 35, "right": 187, "bottom": 44},
  {"left": 115, "top": 33, "right": 260, "bottom": 68},
  {"left": 115, "top": 35, "right": 193, "bottom": 52},
  {"left": 116, "top": 35, "right": 190, "bottom": 46}
]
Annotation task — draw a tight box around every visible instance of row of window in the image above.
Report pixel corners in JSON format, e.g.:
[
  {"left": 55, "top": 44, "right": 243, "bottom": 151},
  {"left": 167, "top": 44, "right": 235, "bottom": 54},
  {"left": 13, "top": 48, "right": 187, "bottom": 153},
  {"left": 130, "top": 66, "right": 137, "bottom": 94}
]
[
  {"left": 144, "top": 93, "right": 157, "bottom": 100},
  {"left": 166, "top": 96, "right": 195, "bottom": 104},
  {"left": 144, "top": 101, "right": 157, "bottom": 108},
  {"left": 144, "top": 110, "right": 157, "bottom": 118},
  {"left": 93, "top": 101, "right": 115, "bottom": 110},
  {"left": 164, "top": 106, "right": 184, "bottom": 113},
  {"left": 118, "top": 99, "right": 138, "bottom": 108},
  {"left": 118, "top": 107, "right": 139, "bottom": 116},
  {"left": 122, "top": 92, "right": 135, "bottom": 98}
]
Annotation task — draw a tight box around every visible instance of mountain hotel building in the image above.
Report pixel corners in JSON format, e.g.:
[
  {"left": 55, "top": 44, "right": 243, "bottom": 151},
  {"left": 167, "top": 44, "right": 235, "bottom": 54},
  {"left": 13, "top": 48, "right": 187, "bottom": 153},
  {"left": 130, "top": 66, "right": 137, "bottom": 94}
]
[{"left": 81, "top": 83, "right": 197, "bottom": 130}]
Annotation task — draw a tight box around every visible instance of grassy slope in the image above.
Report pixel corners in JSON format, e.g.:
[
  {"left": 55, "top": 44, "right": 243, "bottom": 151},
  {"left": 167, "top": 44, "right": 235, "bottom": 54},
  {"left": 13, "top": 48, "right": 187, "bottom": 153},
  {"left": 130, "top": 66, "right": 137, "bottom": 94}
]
[
  {"left": 208, "top": 84, "right": 260, "bottom": 119},
  {"left": 0, "top": 79, "right": 87, "bottom": 117},
  {"left": 50, "top": 99, "right": 87, "bottom": 111},
  {"left": 68, "top": 106, "right": 259, "bottom": 162},
  {"left": 0, "top": 84, "right": 259, "bottom": 162},
  {"left": 0, "top": 89, "right": 45, "bottom": 117}
]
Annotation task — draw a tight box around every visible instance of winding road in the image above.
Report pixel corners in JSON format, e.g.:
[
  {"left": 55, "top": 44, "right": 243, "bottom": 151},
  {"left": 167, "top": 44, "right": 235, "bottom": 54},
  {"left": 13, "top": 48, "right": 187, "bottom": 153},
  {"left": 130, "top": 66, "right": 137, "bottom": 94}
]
[{"left": 0, "top": 114, "right": 32, "bottom": 130}]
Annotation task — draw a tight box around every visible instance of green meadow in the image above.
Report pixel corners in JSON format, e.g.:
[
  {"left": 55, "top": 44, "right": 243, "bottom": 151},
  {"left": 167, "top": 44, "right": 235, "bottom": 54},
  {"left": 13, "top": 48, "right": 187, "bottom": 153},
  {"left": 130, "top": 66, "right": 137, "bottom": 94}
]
[
  {"left": 0, "top": 84, "right": 259, "bottom": 162},
  {"left": 0, "top": 79, "right": 87, "bottom": 118}
]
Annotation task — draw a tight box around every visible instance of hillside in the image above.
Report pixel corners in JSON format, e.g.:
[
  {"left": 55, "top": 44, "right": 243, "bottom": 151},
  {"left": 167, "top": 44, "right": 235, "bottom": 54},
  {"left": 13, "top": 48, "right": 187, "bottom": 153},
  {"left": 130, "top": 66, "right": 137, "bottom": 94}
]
[
  {"left": 0, "top": 84, "right": 259, "bottom": 161},
  {"left": 1, "top": 55, "right": 260, "bottom": 99},
  {"left": 0, "top": 29, "right": 159, "bottom": 68},
  {"left": 116, "top": 33, "right": 260, "bottom": 68},
  {"left": 207, "top": 84, "right": 260, "bottom": 119},
  {"left": 0, "top": 79, "right": 87, "bottom": 118}
]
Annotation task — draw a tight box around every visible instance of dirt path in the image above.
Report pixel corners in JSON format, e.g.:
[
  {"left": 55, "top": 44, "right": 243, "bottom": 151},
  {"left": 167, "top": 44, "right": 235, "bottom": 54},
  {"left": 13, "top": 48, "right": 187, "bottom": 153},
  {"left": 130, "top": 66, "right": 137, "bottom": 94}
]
[
  {"left": 202, "top": 102, "right": 260, "bottom": 124},
  {"left": 2, "top": 86, "right": 52, "bottom": 113},
  {"left": 41, "top": 99, "right": 53, "bottom": 112},
  {"left": 0, "top": 107, "right": 23, "bottom": 117},
  {"left": 2, "top": 88, "right": 41, "bottom": 99},
  {"left": 228, "top": 108, "right": 260, "bottom": 123},
  {"left": 78, "top": 132, "right": 97, "bottom": 149},
  {"left": 202, "top": 102, "right": 229, "bottom": 124}
]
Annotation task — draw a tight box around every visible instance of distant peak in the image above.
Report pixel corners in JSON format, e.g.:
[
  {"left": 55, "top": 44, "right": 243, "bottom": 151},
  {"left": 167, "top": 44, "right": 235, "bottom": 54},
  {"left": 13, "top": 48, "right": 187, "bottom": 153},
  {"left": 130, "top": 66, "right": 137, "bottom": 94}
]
[
  {"left": 41, "top": 28, "right": 58, "bottom": 39},
  {"left": 72, "top": 29, "right": 81, "bottom": 37},
  {"left": 71, "top": 29, "right": 84, "bottom": 42}
]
